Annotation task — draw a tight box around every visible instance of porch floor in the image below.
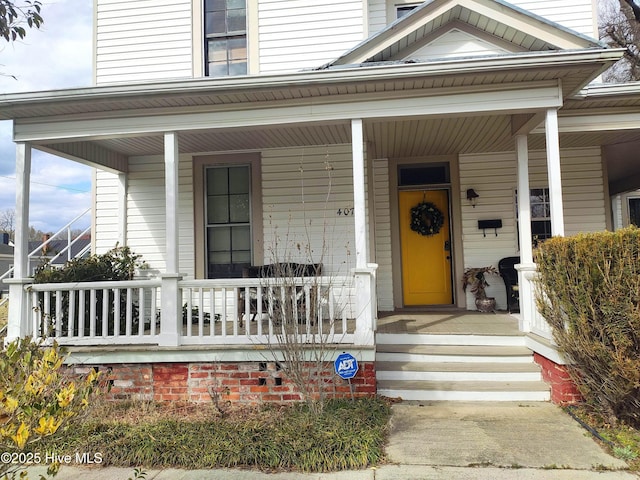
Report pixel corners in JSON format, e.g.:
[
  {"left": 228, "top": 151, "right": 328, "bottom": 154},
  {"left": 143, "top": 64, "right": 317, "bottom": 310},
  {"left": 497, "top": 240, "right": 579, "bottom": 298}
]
[{"left": 377, "top": 310, "right": 521, "bottom": 336}]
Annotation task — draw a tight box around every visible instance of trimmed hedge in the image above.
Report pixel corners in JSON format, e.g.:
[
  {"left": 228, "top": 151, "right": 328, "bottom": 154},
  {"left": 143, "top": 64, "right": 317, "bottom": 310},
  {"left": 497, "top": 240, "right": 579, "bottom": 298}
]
[{"left": 535, "top": 228, "right": 640, "bottom": 427}]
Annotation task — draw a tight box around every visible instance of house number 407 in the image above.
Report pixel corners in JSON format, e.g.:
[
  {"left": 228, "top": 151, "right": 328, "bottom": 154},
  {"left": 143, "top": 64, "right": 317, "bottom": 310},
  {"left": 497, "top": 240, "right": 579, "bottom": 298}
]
[{"left": 336, "top": 208, "right": 354, "bottom": 216}]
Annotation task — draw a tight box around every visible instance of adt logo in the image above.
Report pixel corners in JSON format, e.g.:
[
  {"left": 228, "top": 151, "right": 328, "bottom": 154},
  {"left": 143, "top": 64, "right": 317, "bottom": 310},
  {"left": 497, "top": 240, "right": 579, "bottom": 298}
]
[{"left": 334, "top": 352, "right": 358, "bottom": 380}]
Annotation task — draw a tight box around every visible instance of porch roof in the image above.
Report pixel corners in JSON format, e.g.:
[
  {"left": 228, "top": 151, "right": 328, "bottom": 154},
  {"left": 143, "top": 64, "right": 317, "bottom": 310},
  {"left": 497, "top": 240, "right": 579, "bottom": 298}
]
[{"left": 4, "top": 47, "right": 640, "bottom": 191}]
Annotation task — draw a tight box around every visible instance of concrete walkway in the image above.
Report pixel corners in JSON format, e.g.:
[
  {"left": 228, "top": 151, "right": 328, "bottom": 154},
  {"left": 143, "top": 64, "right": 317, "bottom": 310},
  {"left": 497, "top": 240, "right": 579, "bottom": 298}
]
[{"left": 24, "top": 402, "right": 638, "bottom": 479}]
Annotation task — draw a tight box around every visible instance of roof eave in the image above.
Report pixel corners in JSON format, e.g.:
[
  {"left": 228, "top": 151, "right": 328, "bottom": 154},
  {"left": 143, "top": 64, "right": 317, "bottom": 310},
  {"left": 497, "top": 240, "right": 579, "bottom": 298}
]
[{"left": 0, "top": 48, "right": 624, "bottom": 121}]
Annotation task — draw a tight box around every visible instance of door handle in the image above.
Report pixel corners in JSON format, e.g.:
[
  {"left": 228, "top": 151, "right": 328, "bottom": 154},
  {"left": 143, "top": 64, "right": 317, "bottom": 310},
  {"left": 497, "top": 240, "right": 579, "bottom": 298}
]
[{"left": 444, "top": 240, "right": 451, "bottom": 251}]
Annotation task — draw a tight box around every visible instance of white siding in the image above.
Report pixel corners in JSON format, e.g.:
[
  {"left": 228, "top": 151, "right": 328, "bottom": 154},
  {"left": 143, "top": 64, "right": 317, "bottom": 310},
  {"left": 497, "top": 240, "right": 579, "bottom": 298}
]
[
  {"left": 95, "top": 0, "right": 193, "bottom": 85},
  {"left": 407, "top": 29, "right": 508, "bottom": 61},
  {"left": 459, "top": 147, "right": 606, "bottom": 310},
  {"left": 258, "top": 0, "right": 366, "bottom": 73},
  {"left": 367, "top": 0, "right": 597, "bottom": 39},
  {"left": 124, "top": 155, "right": 195, "bottom": 276},
  {"left": 94, "top": 170, "right": 122, "bottom": 253},
  {"left": 372, "top": 158, "right": 393, "bottom": 311},
  {"left": 261, "top": 145, "right": 356, "bottom": 276}
]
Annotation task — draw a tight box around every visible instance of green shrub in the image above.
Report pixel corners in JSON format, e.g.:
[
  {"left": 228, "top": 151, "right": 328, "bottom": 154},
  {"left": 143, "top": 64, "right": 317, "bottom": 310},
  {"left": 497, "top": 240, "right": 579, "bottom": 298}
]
[
  {"left": 0, "top": 338, "right": 101, "bottom": 479},
  {"left": 535, "top": 227, "right": 640, "bottom": 427},
  {"left": 32, "top": 246, "right": 146, "bottom": 337}
]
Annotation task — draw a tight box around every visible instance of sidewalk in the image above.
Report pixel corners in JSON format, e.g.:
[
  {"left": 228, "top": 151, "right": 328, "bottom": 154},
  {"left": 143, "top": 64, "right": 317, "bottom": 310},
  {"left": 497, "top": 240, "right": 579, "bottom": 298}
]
[{"left": 25, "top": 402, "right": 638, "bottom": 479}]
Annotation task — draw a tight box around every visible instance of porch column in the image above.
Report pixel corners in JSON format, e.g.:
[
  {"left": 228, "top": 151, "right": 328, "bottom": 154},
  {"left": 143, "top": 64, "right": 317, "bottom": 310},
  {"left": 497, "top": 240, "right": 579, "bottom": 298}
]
[
  {"left": 351, "top": 119, "right": 375, "bottom": 346},
  {"left": 159, "top": 132, "right": 182, "bottom": 347},
  {"left": 6, "top": 142, "right": 32, "bottom": 342},
  {"left": 545, "top": 108, "right": 565, "bottom": 236},
  {"left": 117, "top": 172, "right": 128, "bottom": 246},
  {"left": 515, "top": 134, "right": 535, "bottom": 332}
]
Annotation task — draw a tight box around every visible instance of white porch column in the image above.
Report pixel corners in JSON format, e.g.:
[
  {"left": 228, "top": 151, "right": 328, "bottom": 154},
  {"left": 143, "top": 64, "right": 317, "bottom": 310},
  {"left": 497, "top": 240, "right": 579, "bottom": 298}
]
[
  {"left": 6, "top": 142, "right": 32, "bottom": 342},
  {"left": 159, "top": 132, "right": 182, "bottom": 347},
  {"left": 117, "top": 172, "right": 128, "bottom": 247},
  {"left": 351, "top": 119, "right": 375, "bottom": 346},
  {"left": 545, "top": 108, "right": 565, "bottom": 236},
  {"left": 515, "top": 134, "right": 535, "bottom": 333}
]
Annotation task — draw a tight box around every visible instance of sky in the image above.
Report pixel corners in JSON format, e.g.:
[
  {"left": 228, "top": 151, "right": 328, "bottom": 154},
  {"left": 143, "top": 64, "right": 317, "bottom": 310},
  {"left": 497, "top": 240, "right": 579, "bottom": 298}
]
[{"left": 0, "top": 0, "right": 93, "bottom": 234}]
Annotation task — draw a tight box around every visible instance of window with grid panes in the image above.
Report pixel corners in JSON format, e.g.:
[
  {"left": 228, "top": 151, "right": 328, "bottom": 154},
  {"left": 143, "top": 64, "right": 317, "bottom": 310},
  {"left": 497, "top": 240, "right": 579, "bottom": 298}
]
[
  {"left": 204, "top": 0, "right": 247, "bottom": 77},
  {"left": 205, "top": 165, "right": 252, "bottom": 278}
]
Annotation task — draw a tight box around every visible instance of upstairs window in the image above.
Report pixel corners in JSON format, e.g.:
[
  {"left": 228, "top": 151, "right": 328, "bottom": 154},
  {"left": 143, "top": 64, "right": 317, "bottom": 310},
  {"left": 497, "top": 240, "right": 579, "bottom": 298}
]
[
  {"left": 396, "top": 4, "right": 420, "bottom": 19},
  {"left": 204, "top": 0, "right": 247, "bottom": 77}
]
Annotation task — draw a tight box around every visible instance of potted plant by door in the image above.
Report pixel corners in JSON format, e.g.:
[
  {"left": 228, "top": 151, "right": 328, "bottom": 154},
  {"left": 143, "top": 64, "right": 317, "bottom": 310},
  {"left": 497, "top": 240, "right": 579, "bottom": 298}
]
[{"left": 462, "top": 266, "right": 499, "bottom": 312}]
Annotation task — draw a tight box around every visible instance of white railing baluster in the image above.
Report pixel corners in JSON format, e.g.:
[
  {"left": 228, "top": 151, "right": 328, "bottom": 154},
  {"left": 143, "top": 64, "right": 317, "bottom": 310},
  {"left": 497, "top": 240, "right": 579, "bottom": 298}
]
[
  {"left": 102, "top": 289, "right": 109, "bottom": 337},
  {"left": 198, "top": 288, "right": 204, "bottom": 338},
  {"left": 186, "top": 289, "right": 192, "bottom": 337},
  {"left": 89, "top": 289, "right": 96, "bottom": 337},
  {"left": 68, "top": 290, "right": 75, "bottom": 338},
  {"left": 138, "top": 287, "right": 145, "bottom": 336},
  {"left": 114, "top": 288, "right": 120, "bottom": 337},
  {"left": 209, "top": 288, "right": 215, "bottom": 337},
  {"left": 233, "top": 287, "right": 238, "bottom": 336},
  {"left": 150, "top": 287, "right": 157, "bottom": 336},
  {"left": 55, "top": 290, "right": 62, "bottom": 337},
  {"left": 221, "top": 287, "right": 227, "bottom": 337}
]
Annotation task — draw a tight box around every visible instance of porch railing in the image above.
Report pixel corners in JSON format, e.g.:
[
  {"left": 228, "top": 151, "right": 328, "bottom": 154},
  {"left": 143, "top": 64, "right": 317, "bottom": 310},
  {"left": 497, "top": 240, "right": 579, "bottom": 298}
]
[
  {"left": 519, "top": 266, "right": 554, "bottom": 341},
  {"left": 25, "top": 275, "right": 358, "bottom": 346}
]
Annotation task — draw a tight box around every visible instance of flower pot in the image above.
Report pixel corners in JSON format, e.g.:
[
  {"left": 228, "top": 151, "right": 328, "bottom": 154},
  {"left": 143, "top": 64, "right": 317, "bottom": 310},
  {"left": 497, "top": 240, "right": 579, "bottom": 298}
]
[{"left": 475, "top": 297, "right": 496, "bottom": 313}]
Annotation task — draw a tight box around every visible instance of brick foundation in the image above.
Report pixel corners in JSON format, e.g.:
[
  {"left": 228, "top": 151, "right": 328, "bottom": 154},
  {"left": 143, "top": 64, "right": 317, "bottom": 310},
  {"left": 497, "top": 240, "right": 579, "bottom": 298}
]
[
  {"left": 533, "top": 353, "right": 583, "bottom": 404},
  {"left": 70, "top": 361, "right": 376, "bottom": 404}
]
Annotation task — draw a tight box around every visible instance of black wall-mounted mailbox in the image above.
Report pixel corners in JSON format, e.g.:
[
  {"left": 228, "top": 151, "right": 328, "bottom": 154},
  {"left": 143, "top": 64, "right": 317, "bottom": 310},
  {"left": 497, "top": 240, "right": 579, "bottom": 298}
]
[{"left": 478, "top": 219, "right": 502, "bottom": 237}]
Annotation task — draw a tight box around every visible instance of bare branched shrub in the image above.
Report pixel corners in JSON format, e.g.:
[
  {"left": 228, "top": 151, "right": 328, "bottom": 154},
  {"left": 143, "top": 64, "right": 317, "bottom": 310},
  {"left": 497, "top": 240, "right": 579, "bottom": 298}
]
[
  {"left": 535, "top": 228, "right": 640, "bottom": 426},
  {"left": 258, "top": 149, "right": 352, "bottom": 415}
]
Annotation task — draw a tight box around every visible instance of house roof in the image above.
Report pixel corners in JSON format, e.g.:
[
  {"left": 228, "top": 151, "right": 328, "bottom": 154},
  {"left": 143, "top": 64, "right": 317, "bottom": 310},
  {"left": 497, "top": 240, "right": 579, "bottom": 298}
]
[
  {"left": 28, "top": 238, "right": 91, "bottom": 265},
  {"left": 323, "top": 0, "right": 605, "bottom": 68}
]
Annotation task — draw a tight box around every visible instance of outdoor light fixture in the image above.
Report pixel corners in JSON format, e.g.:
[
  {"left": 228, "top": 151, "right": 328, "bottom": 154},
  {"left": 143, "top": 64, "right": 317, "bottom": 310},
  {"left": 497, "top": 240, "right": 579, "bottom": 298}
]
[{"left": 466, "top": 188, "right": 479, "bottom": 207}]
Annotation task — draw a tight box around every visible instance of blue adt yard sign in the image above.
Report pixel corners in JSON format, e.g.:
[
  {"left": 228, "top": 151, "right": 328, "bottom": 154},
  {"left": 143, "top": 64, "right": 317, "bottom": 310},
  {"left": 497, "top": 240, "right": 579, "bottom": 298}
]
[{"left": 335, "top": 352, "right": 358, "bottom": 380}]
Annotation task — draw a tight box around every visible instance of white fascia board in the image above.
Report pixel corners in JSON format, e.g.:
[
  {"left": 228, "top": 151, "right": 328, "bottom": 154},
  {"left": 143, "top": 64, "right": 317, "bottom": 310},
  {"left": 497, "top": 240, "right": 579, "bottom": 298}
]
[
  {"left": 573, "top": 81, "right": 640, "bottom": 99},
  {"left": 0, "top": 48, "right": 621, "bottom": 114},
  {"left": 531, "top": 112, "right": 640, "bottom": 134},
  {"left": 13, "top": 81, "right": 563, "bottom": 142}
]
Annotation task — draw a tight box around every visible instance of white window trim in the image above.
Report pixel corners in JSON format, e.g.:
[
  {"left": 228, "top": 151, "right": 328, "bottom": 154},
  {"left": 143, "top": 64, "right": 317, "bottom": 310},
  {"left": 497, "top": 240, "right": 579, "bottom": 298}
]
[{"left": 193, "top": 0, "right": 259, "bottom": 78}]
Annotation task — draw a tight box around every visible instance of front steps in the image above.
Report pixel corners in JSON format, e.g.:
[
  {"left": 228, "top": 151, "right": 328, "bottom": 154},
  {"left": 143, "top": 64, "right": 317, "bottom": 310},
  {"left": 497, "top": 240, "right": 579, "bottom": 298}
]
[{"left": 376, "top": 333, "right": 550, "bottom": 401}]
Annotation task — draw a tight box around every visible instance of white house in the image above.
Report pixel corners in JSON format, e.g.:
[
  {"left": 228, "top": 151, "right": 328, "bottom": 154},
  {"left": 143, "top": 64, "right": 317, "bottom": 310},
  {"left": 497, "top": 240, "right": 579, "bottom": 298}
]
[{"left": 2, "top": 0, "right": 640, "bottom": 403}]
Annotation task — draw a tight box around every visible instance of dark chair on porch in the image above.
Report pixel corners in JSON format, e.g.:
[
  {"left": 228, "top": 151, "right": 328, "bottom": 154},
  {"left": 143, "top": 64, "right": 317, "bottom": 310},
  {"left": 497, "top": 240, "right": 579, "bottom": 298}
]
[
  {"left": 498, "top": 256, "right": 520, "bottom": 313},
  {"left": 238, "top": 262, "right": 323, "bottom": 324}
]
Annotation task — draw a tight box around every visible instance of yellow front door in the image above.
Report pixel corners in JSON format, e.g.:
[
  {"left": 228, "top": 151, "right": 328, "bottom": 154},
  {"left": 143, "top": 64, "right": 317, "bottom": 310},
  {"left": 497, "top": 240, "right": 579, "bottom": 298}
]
[{"left": 399, "top": 189, "right": 452, "bottom": 305}]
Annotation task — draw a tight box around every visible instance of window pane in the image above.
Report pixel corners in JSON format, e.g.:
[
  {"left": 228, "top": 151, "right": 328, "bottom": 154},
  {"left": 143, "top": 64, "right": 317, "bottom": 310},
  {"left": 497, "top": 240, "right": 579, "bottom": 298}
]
[
  {"left": 227, "top": 8, "right": 246, "bottom": 32},
  {"left": 229, "top": 194, "right": 249, "bottom": 222},
  {"left": 231, "top": 226, "right": 251, "bottom": 251},
  {"left": 233, "top": 251, "right": 251, "bottom": 263},
  {"left": 228, "top": 61, "right": 247, "bottom": 76},
  {"left": 227, "top": 0, "right": 245, "bottom": 9},
  {"left": 207, "top": 167, "right": 228, "bottom": 195},
  {"left": 208, "top": 62, "right": 229, "bottom": 77},
  {"left": 205, "top": 11, "right": 226, "bottom": 34},
  {"left": 207, "top": 39, "right": 228, "bottom": 63},
  {"left": 228, "top": 166, "right": 249, "bottom": 193},
  {"left": 228, "top": 37, "right": 247, "bottom": 60},
  {"left": 207, "top": 195, "right": 229, "bottom": 223},
  {"left": 206, "top": 0, "right": 226, "bottom": 10},
  {"left": 209, "top": 226, "right": 231, "bottom": 252}
]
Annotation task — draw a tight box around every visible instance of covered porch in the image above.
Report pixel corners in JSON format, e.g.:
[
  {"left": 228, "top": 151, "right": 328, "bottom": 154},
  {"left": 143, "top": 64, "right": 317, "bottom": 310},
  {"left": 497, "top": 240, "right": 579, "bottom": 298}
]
[{"left": 1, "top": 49, "right": 639, "bottom": 358}]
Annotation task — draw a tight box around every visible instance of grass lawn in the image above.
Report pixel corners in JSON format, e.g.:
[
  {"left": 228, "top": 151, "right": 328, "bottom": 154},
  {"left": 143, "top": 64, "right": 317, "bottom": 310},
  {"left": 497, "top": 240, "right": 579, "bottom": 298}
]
[
  {"left": 37, "top": 397, "right": 391, "bottom": 473},
  {"left": 568, "top": 405, "right": 640, "bottom": 471}
]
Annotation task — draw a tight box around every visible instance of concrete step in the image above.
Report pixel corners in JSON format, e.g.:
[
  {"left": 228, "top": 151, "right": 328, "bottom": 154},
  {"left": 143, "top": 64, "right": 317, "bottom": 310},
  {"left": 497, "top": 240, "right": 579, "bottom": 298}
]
[
  {"left": 376, "top": 361, "right": 542, "bottom": 382},
  {"left": 376, "top": 344, "right": 534, "bottom": 363},
  {"left": 377, "top": 379, "right": 551, "bottom": 402},
  {"left": 376, "top": 332, "right": 526, "bottom": 347}
]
